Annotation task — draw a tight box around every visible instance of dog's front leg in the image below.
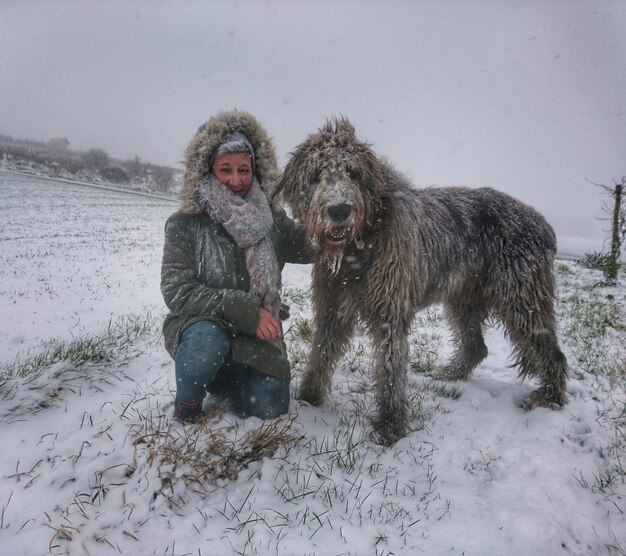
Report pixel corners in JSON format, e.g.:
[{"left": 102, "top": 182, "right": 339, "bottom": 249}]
[
  {"left": 299, "top": 291, "right": 355, "bottom": 406},
  {"left": 371, "top": 320, "right": 410, "bottom": 446}
]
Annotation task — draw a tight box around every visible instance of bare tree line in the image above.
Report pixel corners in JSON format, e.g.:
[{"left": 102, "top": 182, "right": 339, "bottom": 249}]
[{"left": 0, "top": 133, "right": 178, "bottom": 193}]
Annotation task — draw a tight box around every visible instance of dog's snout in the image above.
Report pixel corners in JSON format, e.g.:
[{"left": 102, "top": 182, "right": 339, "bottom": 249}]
[{"left": 327, "top": 203, "right": 352, "bottom": 223}]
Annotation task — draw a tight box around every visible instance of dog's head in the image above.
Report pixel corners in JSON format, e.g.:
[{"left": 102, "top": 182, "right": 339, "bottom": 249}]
[{"left": 279, "top": 117, "right": 389, "bottom": 251}]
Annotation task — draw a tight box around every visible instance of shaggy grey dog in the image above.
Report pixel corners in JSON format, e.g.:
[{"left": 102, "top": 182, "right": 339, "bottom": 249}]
[{"left": 278, "top": 118, "right": 568, "bottom": 445}]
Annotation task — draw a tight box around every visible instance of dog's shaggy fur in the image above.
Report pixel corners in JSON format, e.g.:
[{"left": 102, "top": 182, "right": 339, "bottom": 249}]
[{"left": 278, "top": 118, "right": 568, "bottom": 445}]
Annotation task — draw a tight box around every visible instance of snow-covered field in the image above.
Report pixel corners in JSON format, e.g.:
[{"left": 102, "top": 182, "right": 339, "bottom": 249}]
[{"left": 0, "top": 170, "right": 624, "bottom": 556}]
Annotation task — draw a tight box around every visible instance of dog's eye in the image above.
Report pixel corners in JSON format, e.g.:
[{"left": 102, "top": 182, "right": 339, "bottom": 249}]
[
  {"left": 310, "top": 169, "right": 322, "bottom": 183},
  {"left": 347, "top": 167, "right": 360, "bottom": 181}
]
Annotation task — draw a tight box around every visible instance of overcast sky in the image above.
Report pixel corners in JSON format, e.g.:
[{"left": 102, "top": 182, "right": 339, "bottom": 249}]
[{"left": 2, "top": 0, "right": 625, "bottom": 254}]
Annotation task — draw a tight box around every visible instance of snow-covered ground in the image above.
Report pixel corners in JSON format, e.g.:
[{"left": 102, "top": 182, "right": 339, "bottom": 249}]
[{"left": 0, "top": 171, "right": 624, "bottom": 555}]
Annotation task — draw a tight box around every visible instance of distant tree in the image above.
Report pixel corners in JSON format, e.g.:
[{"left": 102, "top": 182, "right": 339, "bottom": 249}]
[
  {"left": 581, "top": 177, "right": 625, "bottom": 284},
  {"left": 125, "top": 155, "right": 145, "bottom": 179},
  {"left": 151, "top": 165, "right": 175, "bottom": 192},
  {"left": 82, "top": 149, "right": 110, "bottom": 171}
]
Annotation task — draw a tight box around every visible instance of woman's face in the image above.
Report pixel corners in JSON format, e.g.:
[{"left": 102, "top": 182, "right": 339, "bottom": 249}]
[{"left": 211, "top": 152, "right": 253, "bottom": 198}]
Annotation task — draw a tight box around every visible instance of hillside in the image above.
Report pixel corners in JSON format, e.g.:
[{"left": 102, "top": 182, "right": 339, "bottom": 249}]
[{"left": 0, "top": 133, "right": 180, "bottom": 196}]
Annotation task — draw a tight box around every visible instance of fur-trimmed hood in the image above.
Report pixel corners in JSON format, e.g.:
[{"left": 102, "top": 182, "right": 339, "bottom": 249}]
[{"left": 180, "top": 110, "right": 280, "bottom": 214}]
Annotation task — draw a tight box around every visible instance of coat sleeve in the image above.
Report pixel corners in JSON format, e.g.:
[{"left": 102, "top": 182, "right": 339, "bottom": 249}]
[
  {"left": 272, "top": 209, "right": 316, "bottom": 265},
  {"left": 160, "top": 213, "right": 260, "bottom": 335}
]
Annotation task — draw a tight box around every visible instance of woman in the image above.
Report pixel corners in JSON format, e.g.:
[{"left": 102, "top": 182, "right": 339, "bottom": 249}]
[{"left": 161, "top": 111, "right": 311, "bottom": 422}]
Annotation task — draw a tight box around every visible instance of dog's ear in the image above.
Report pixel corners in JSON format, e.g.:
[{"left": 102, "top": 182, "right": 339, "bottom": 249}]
[
  {"left": 359, "top": 148, "right": 391, "bottom": 198},
  {"left": 277, "top": 142, "right": 314, "bottom": 208},
  {"left": 276, "top": 153, "right": 297, "bottom": 202}
]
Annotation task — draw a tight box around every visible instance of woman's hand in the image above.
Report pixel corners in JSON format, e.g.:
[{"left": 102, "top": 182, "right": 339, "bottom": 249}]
[{"left": 256, "top": 308, "right": 281, "bottom": 341}]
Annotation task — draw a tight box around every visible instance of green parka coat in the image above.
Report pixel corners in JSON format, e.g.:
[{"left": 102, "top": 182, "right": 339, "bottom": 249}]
[{"left": 161, "top": 111, "right": 311, "bottom": 381}]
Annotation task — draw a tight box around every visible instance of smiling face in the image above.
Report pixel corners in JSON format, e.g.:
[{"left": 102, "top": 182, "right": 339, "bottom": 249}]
[{"left": 211, "top": 152, "right": 254, "bottom": 198}]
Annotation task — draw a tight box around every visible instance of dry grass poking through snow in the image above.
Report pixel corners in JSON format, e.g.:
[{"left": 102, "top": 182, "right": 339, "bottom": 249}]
[
  {"left": 556, "top": 263, "right": 626, "bottom": 509},
  {"left": 1, "top": 267, "right": 625, "bottom": 555},
  {"left": 130, "top": 413, "right": 305, "bottom": 498}
]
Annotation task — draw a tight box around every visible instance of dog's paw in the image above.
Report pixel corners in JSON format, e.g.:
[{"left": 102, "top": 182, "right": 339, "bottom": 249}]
[
  {"left": 521, "top": 388, "right": 564, "bottom": 411},
  {"left": 297, "top": 386, "right": 325, "bottom": 407},
  {"left": 371, "top": 417, "right": 407, "bottom": 447}
]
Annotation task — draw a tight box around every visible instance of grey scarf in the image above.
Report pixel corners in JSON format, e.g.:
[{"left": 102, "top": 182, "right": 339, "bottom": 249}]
[{"left": 197, "top": 175, "right": 282, "bottom": 321}]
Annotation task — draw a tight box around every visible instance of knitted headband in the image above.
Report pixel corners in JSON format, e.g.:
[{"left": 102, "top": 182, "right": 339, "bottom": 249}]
[{"left": 209, "top": 132, "right": 256, "bottom": 172}]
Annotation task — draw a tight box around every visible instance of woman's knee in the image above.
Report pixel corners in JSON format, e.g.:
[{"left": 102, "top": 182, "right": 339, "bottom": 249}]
[
  {"left": 178, "top": 321, "right": 230, "bottom": 362},
  {"left": 181, "top": 320, "right": 230, "bottom": 349},
  {"left": 175, "top": 321, "right": 231, "bottom": 383}
]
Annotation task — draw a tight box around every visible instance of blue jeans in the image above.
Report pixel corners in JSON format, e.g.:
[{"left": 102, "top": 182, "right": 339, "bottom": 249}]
[{"left": 174, "top": 320, "right": 290, "bottom": 420}]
